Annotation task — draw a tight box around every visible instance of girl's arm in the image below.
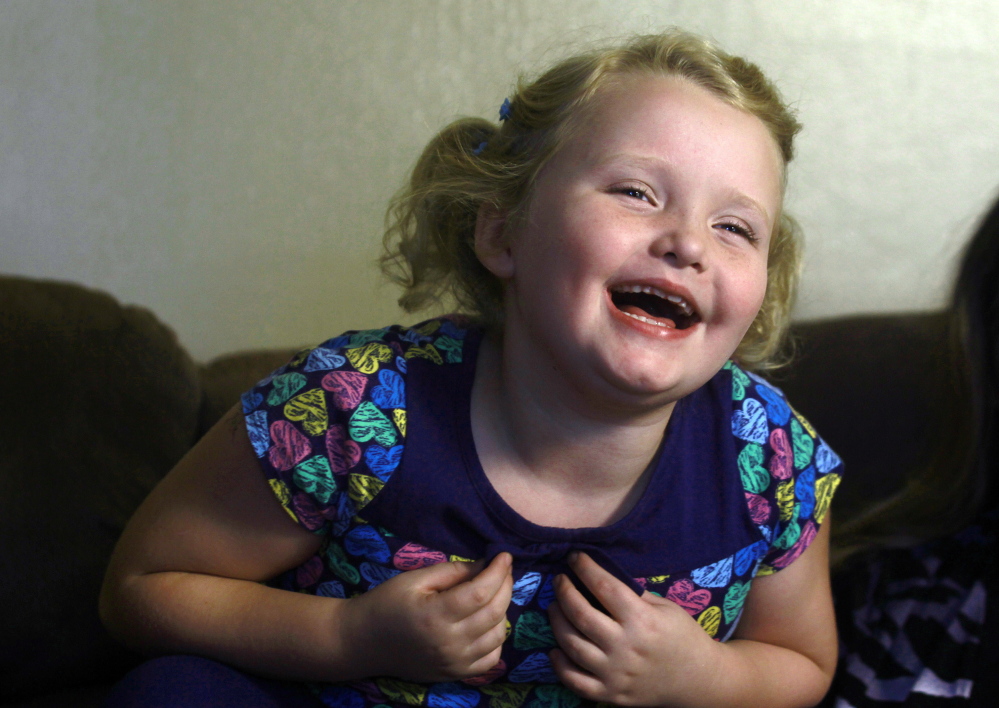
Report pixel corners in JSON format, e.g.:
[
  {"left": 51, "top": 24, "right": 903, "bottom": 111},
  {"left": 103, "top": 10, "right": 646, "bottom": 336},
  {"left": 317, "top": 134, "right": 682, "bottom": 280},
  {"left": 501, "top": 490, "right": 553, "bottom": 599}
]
[
  {"left": 548, "top": 520, "right": 836, "bottom": 707},
  {"left": 99, "top": 407, "right": 513, "bottom": 683},
  {"left": 720, "top": 519, "right": 837, "bottom": 706}
]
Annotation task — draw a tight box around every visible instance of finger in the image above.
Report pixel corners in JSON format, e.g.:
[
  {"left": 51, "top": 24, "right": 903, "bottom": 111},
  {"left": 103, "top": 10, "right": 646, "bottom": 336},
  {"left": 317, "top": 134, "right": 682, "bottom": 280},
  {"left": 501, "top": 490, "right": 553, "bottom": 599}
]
[
  {"left": 463, "top": 645, "right": 505, "bottom": 682},
  {"left": 441, "top": 552, "right": 513, "bottom": 619},
  {"left": 456, "top": 562, "right": 513, "bottom": 638},
  {"left": 473, "top": 551, "right": 514, "bottom": 591},
  {"left": 460, "top": 614, "right": 509, "bottom": 671},
  {"left": 552, "top": 572, "right": 618, "bottom": 646},
  {"left": 548, "top": 594, "right": 608, "bottom": 674},
  {"left": 410, "top": 557, "right": 485, "bottom": 594},
  {"left": 569, "top": 552, "right": 641, "bottom": 621},
  {"left": 549, "top": 648, "right": 606, "bottom": 702}
]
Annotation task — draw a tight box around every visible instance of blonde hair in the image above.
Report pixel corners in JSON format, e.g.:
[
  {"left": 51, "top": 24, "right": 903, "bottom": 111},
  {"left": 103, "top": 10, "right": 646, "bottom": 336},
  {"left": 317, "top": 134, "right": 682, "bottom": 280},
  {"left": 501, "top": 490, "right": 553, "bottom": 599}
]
[{"left": 381, "top": 29, "right": 802, "bottom": 370}]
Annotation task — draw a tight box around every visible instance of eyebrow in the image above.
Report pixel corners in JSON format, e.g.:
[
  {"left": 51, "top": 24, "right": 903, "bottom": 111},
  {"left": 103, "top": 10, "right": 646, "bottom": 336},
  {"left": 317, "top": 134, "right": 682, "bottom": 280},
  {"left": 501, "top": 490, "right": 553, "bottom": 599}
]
[
  {"left": 596, "top": 154, "right": 665, "bottom": 172},
  {"left": 724, "top": 191, "right": 774, "bottom": 228}
]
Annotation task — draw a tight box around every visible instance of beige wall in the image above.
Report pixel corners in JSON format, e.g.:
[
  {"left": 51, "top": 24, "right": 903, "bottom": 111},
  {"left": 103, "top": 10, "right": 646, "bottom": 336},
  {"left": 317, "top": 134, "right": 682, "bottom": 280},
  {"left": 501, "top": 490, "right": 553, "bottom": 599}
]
[{"left": 4, "top": 0, "right": 999, "bottom": 361}]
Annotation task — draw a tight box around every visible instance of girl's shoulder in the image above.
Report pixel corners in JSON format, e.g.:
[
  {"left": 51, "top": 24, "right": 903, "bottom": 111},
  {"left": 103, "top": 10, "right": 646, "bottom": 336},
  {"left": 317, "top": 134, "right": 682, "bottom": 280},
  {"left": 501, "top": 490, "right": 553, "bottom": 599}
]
[
  {"left": 721, "top": 361, "right": 844, "bottom": 574},
  {"left": 244, "top": 317, "right": 473, "bottom": 407},
  {"left": 238, "top": 317, "right": 476, "bottom": 534},
  {"left": 286, "top": 317, "right": 473, "bottom": 375}
]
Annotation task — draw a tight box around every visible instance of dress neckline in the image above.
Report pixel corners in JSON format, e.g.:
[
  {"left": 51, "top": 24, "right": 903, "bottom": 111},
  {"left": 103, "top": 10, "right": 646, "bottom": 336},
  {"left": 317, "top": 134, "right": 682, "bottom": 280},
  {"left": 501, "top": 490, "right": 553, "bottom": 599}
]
[{"left": 450, "top": 327, "right": 680, "bottom": 544}]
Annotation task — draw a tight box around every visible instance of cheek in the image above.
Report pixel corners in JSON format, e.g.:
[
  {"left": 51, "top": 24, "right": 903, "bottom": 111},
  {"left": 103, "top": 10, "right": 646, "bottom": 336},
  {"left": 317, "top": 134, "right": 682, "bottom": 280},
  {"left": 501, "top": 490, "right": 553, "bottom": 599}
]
[
  {"left": 751, "top": 268, "right": 769, "bottom": 312},
  {"left": 729, "top": 262, "right": 770, "bottom": 322}
]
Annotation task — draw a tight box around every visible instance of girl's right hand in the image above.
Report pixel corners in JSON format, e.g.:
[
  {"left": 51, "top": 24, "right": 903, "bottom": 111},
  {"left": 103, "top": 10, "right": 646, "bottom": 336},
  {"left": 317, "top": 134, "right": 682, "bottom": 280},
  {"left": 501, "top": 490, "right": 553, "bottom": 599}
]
[
  {"left": 101, "top": 405, "right": 514, "bottom": 684},
  {"left": 343, "top": 552, "right": 514, "bottom": 682}
]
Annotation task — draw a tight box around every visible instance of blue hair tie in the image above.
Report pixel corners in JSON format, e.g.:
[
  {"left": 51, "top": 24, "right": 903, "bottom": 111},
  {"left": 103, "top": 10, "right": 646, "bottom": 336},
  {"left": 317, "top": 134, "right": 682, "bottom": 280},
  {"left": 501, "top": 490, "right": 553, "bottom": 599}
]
[{"left": 472, "top": 99, "right": 511, "bottom": 156}]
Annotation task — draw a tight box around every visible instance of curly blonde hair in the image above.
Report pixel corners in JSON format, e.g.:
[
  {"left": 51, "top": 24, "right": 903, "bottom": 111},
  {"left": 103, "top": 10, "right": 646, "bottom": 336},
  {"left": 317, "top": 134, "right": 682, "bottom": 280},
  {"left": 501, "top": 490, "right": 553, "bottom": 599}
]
[{"left": 381, "top": 29, "right": 802, "bottom": 371}]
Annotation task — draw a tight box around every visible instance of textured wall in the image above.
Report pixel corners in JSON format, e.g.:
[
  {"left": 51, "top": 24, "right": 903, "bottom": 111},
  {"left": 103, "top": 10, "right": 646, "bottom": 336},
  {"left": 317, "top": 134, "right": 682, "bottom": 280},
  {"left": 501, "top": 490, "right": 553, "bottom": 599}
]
[{"left": 3, "top": 0, "right": 999, "bottom": 360}]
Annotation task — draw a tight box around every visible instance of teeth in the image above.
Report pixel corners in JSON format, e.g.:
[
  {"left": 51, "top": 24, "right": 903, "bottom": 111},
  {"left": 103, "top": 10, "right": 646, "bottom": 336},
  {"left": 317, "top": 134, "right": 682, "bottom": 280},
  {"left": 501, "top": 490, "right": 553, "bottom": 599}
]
[
  {"left": 621, "top": 311, "right": 675, "bottom": 328},
  {"left": 612, "top": 285, "right": 694, "bottom": 316},
  {"left": 666, "top": 294, "right": 694, "bottom": 316}
]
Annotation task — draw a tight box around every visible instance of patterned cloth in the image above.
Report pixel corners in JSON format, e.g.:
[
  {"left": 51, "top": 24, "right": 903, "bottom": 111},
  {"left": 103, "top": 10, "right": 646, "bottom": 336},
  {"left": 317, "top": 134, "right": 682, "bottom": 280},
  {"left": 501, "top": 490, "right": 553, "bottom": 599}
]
[
  {"left": 824, "top": 511, "right": 998, "bottom": 706},
  {"left": 242, "top": 318, "right": 844, "bottom": 708}
]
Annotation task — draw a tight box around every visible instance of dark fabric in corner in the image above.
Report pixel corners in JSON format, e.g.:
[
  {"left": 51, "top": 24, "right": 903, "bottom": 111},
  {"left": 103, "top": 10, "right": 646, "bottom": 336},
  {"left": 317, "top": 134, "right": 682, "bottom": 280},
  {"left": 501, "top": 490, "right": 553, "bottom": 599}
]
[{"left": 0, "top": 275, "right": 202, "bottom": 703}]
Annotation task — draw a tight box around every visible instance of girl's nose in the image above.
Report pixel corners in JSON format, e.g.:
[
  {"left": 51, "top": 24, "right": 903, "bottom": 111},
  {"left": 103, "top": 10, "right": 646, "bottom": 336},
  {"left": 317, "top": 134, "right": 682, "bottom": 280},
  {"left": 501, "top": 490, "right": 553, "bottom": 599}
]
[{"left": 653, "top": 219, "right": 707, "bottom": 271}]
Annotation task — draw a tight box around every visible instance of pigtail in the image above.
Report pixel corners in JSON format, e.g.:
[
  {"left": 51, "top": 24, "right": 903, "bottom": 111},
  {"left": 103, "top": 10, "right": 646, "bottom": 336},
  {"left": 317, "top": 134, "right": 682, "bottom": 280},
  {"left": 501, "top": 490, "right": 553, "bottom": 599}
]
[{"left": 380, "top": 118, "right": 504, "bottom": 322}]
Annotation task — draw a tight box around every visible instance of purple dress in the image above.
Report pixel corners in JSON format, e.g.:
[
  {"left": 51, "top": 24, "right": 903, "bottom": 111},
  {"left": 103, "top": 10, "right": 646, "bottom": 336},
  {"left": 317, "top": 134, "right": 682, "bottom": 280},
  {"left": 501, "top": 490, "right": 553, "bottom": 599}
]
[{"left": 243, "top": 317, "right": 843, "bottom": 708}]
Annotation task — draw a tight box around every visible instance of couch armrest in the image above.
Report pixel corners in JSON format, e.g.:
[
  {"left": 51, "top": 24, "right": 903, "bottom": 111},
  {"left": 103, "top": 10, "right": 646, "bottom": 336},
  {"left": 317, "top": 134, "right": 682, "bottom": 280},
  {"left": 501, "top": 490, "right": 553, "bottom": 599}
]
[{"left": 0, "top": 275, "right": 202, "bottom": 700}]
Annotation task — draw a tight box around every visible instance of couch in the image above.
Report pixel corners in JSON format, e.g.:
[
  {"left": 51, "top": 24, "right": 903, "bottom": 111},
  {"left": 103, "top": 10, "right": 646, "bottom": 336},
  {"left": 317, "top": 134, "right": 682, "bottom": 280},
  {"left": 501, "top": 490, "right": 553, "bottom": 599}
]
[{"left": 0, "top": 274, "right": 953, "bottom": 707}]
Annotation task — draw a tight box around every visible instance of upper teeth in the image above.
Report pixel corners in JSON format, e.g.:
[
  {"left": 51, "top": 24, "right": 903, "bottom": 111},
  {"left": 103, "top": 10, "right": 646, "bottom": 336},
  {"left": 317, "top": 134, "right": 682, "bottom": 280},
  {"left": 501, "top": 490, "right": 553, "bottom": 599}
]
[{"left": 613, "top": 285, "right": 694, "bottom": 316}]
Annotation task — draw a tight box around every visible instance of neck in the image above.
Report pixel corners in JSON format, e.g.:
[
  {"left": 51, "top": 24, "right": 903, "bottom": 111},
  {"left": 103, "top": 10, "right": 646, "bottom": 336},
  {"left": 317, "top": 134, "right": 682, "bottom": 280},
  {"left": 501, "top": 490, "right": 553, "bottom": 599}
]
[{"left": 470, "top": 330, "right": 676, "bottom": 526}]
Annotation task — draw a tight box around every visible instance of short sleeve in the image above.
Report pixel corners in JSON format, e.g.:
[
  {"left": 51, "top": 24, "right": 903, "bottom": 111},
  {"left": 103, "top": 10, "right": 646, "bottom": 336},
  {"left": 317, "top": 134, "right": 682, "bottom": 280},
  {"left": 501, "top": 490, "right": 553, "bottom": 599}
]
[
  {"left": 726, "top": 363, "right": 844, "bottom": 576},
  {"left": 241, "top": 327, "right": 410, "bottom": 536}
]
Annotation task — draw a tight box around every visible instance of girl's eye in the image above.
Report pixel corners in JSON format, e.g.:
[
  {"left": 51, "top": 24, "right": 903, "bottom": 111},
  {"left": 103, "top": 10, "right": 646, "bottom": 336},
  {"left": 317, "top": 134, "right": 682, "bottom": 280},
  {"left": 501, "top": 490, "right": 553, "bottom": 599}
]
[
  {"left": 614, "top": 184, "right": 652, "bottom": 203},
  {"left": 716, "top": 221, "right": 758, "bottom": 243}
]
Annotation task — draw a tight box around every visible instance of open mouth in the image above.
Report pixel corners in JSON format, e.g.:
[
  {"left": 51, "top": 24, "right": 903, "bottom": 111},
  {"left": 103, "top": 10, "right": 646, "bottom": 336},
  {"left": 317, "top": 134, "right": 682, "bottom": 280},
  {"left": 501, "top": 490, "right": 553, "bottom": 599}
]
[{"left": 609, "top": 284, "right": 700, "bottom": 330}]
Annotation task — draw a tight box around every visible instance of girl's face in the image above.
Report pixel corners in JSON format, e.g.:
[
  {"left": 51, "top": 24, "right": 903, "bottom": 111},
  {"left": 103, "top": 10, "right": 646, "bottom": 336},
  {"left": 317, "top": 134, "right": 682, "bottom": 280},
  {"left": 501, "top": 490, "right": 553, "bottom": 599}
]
[{"left": 481, "top": 75, "right": 783, "bottom": 408}]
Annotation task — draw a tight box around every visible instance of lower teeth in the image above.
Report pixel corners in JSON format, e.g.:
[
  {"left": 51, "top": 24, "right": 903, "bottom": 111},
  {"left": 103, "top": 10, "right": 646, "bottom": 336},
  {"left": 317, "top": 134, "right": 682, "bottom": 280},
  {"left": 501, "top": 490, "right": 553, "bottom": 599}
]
[{"left": 622, "top": 311, "right": 675, "bottom": 328}]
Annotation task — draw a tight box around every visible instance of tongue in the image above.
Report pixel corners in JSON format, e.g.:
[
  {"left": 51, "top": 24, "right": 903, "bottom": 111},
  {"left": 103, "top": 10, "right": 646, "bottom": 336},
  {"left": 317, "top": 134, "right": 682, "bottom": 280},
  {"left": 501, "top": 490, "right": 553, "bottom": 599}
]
[{"left": 619, "top": 303, "right": 677, "bottom": 328}]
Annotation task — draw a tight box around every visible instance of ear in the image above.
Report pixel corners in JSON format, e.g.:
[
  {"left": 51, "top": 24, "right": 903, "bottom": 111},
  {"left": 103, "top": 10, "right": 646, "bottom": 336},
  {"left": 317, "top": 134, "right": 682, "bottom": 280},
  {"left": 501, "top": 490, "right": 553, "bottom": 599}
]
[{"left": 474, "top": 204, "right": 515, "bottom": 279}]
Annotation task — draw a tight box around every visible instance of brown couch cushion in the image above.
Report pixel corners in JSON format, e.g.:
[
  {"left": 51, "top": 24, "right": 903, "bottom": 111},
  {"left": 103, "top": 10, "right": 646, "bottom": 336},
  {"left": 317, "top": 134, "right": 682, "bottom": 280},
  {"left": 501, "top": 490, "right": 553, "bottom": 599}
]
[
  {"left": 0, "top": 275, "right": 202, "bottom": 701},
  {"left": 198, "top": 348, "right": 300, "bottom": 436},
  {"left": 778, "top": 312, "right": 952, "bottom": 524}
]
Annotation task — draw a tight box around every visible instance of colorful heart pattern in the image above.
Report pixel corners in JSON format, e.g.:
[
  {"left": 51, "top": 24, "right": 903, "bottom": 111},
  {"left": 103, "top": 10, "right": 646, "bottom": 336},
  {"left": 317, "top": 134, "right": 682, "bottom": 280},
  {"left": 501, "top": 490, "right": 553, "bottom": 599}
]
[
  {"left": 737, "top": 442, "right": 769, "bottom": 494},
  {"left": 393, "top": 542, "right": 448, "bottom": 570},
  {"left": 691, "top": 555, "right": 733, "bottom": 588},
  {"left": 768, "top": 428, "right": 792, "bottom": 480},
  {"left": 513, "top": 611, "right": 555, "bottom": 650},
  {"left": 359, "top": 561, "right": 401, "bottom": 588},
  {"left": 528, "top": 685, "right": 580, "bottom": 708},
  {"left": 697, "top": 606, "right": 722, "bottom": 637},
  {"left": 479, "top": 684, "right": 531, "bottom": 708},
  {"left": 507, "top": 652, "right": 556, "bottom": 683},
  {"left": 426, "top": 682, "right": 481, "bottom": 708},
  {"left": 267, "top": 372, "right": 307, "bottom": 407},
  {"left": 732, "top": 398, "right": 768, "bottom": 444},
  {"left": 345, "top": 342, "right": 394, "bottom": 375},
  {"left": 293, "top": 455, "right": 337, "bottom": 504},
  {"left": 244, "top": 327, "right": 843, "bottom": 707},
  {"left": 511, "top": 572, "right": 542, "bottom": 606},
  {"left": 349, "top": 402, "right": 398, "bottom": 447},
  {"left": 364, "top": 444, "right": 404, "bottom": 481},
  {"left": 344, "top": 524, "right": 392, "bottom": 564},
  {"left": 322, "top": 371, "right": 369, "bottom": 411},
  {"left": 268, "top": 420, "right": 310, "bottom": 471},
  {"left": 755, "top": 382, "right": 791, "bottom": 425},
  {"left": 371, "top": 369, "right": 406, "bottom": 409},
  {"left": 284, "top": 388, "right": 328, "bottom": 436},
  {"left": 304, "top": 346, "right": 346, "bottom": 372},
  {"left": 325, "top": 424, "right": 362, "bottom": 475}
]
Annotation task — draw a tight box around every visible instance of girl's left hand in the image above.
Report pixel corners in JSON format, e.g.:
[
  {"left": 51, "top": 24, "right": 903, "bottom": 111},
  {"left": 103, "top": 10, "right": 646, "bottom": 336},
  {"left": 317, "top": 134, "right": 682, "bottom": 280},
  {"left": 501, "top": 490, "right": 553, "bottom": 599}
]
[{"left": 547, "top": 552, "right": 720, "bottom": 707}]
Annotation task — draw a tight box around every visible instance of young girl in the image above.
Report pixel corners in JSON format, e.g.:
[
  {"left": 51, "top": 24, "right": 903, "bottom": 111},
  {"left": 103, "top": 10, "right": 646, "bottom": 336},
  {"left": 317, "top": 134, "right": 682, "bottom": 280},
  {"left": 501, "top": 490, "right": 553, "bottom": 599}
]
[{"left": 102, "top": 30, "right": 842, "bottom": 708}]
